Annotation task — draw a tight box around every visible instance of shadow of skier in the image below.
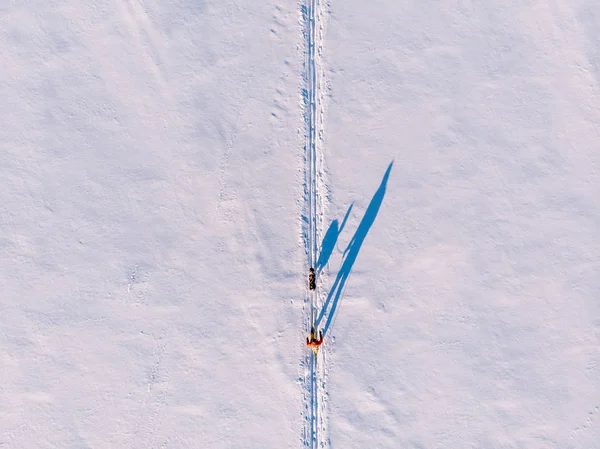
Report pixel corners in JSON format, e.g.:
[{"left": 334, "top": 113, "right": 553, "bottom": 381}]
[
  {"left": 315, "top": 203, "right": 353, "bottom": 274},
  {"left": 316, "top": 161, "right": 393, "bottom": 337}
]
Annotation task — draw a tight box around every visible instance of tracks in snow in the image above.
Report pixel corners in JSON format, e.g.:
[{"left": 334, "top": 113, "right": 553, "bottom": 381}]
[{"left": 302, "top": 0, "right": 329, "bottom": 447}]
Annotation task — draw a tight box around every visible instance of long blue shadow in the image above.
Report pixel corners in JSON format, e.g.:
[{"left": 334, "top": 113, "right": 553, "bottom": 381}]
[
  {"left": 316, "top": 161, "right": 393, "bottom": 336},
  {"left": 315, "top": 203, "right": 353, "bottom": 273}
]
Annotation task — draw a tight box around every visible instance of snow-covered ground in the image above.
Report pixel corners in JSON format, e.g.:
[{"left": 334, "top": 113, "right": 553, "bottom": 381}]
[
  {"left": 324, "top": 2, "right": 600, "bottom": 448},
  {"left": 2, "top": 1, "right": 600, "bottom": 448},
  {"left": 1, "top": 2, "right": 304, "bottom": 447}
]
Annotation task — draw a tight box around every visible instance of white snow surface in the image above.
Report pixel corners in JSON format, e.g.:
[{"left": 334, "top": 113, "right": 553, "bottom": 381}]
[{"left": 2, "top": 1, "right": 600, "bottom": 448}]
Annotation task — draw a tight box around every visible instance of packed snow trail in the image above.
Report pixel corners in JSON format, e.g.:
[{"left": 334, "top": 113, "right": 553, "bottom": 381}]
[
  {"left": 304, "top": 0, "right": 319, "bottom": 441},
  {"left": 302, "top": 0, "right": 328, "bottom": 447}
]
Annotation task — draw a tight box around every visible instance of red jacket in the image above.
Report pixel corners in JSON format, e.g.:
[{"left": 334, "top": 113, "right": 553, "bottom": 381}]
[{"left": 306, "top": 331, "right": 323, "bottom": 347}]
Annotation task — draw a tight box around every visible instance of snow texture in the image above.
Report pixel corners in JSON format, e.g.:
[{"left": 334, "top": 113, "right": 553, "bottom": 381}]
[{"left": 1, "top": 0, "right": 600, "bottom": 448}]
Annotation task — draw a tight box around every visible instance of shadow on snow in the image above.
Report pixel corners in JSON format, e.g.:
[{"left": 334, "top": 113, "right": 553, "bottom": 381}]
[
  {"left": 315, "top": 203, "right": 353, "bottom": 274},
  {"left": 316, "top": 161, "right": 393, "bottom": 337}
]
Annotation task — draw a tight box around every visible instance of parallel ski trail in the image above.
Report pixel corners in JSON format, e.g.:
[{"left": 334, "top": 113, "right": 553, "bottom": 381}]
[{"left": 303, "top": 0, "right": 327, "bottom": 447}]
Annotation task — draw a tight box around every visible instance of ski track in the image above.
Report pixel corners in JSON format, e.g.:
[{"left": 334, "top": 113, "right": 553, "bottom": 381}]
[{"left": 302, "top": 0, "right": 329, "bottom": 447}]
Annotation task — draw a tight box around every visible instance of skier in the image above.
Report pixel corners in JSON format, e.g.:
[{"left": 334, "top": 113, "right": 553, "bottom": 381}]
[
  {"left": 306, "top": 328, "right": 323, "bottom": 348},
  {"left": 308, "top": 268, "right": 316, "bottom": 290}
]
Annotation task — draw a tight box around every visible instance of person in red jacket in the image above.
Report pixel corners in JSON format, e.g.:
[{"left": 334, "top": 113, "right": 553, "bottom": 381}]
[{"left": 306, "top": 328, "right": 323, "bottom": 347}]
